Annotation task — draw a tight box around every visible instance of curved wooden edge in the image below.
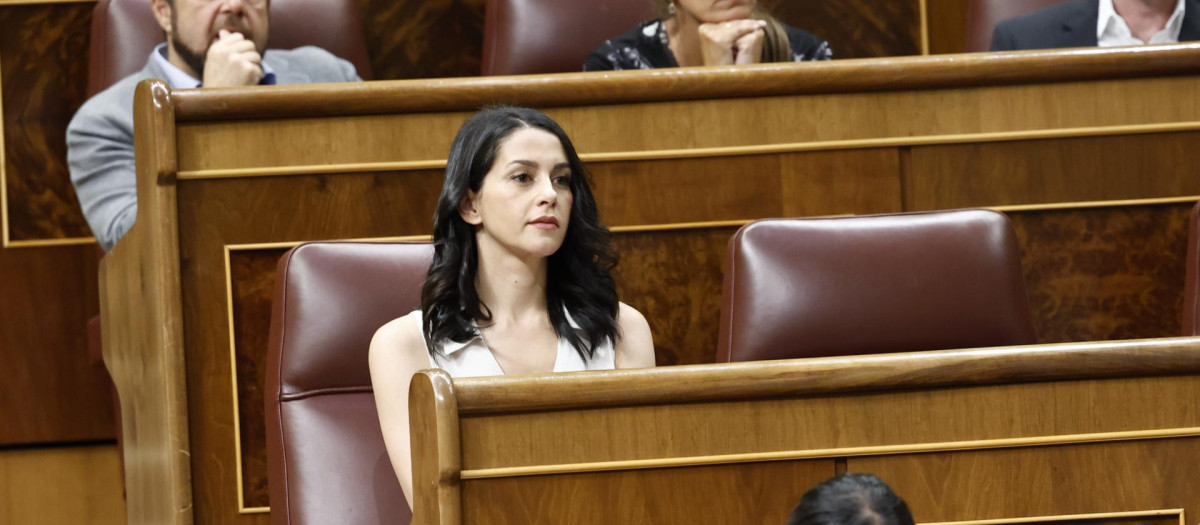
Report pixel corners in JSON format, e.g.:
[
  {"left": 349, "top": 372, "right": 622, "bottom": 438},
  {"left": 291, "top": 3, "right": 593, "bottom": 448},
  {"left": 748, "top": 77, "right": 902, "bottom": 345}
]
[
  {"left": 410, "top": 369, "right": 462, "bottom": 525},
  {"left": 170, "top": 44, "right": 1200, "bottom": 121},
  {"left": 449, "top": 337, "right": 1200, "bottom": 414},
  {"left": 99, "top": 79, "right": 193, "bottom": 525}
]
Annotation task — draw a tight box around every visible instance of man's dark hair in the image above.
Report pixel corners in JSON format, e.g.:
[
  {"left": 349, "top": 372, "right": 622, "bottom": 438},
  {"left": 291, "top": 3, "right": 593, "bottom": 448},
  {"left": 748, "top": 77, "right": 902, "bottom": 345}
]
[{"left": 785, "top": 473, "right": 915, "bottom": 525}]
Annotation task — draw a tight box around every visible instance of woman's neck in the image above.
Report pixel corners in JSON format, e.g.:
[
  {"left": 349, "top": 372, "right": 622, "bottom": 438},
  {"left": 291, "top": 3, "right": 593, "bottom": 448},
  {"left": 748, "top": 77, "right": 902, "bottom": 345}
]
[
  {"left": 664, "top": 13, "right": 704, "bottom": 67},
  {"left": 473, "top": 236, "right": 549, "bottom": 326}
]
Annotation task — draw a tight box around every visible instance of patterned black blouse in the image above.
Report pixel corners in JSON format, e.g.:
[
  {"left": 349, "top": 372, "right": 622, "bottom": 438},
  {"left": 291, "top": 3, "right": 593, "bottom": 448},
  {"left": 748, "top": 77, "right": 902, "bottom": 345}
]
[{"left": 584, "top": 19, "right": 833, "bottom": 71}]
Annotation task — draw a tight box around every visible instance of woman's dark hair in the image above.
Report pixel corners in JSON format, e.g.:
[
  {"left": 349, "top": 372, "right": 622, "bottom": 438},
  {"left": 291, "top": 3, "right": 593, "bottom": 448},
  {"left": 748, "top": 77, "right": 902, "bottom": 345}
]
[
  {"left": 785, "top": 473, "right": 915, "bottom": 525},
  {"left": 420, "top": 106, "right": 620, "bottom": 360}
]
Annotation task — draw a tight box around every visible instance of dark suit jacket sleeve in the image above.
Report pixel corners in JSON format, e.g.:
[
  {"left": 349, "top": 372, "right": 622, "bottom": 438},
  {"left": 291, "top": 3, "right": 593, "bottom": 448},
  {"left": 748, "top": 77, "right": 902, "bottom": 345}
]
[{"left": 990, "top": 21, "right": 1018, "bottom": 51}]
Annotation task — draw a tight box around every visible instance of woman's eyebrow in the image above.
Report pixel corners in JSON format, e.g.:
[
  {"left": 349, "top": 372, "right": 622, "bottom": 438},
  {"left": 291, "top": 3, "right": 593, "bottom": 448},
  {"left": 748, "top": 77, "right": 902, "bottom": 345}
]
[{"left": 506, "top": 159, "right": 538, "bottom": 168}]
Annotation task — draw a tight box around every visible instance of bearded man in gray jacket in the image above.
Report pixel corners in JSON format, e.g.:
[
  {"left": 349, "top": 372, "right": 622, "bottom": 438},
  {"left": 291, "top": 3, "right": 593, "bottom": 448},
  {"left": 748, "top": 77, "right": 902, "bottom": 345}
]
[{"left": 68, "top": 0, "right": 361, "bottom": 251}]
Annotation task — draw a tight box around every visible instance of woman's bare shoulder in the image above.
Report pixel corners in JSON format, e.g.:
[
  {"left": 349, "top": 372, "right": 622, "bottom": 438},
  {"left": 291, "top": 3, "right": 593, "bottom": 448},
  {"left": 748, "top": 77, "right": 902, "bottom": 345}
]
[
  {"left": 616, "top": 302, "right": 655, "bottom": 368},
  {"left": 370, "top": 311, "right": 428, "bottom": 369}
]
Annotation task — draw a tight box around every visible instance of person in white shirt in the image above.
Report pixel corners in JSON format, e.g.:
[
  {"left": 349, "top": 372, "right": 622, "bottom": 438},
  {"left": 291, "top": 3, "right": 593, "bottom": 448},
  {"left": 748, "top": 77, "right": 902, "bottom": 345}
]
[
  {"left": 369, "top": 107, "right": 656, "bottom": 509},
  {"left": 990, "top": 0, "right": 1199, "bottom": 51}
]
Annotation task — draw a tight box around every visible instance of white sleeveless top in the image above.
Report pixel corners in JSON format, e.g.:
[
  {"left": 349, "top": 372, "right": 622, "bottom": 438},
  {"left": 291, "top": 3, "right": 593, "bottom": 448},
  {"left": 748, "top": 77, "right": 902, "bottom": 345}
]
[{"left": 414, "top": 310, "right": 616, "bottom": 378}]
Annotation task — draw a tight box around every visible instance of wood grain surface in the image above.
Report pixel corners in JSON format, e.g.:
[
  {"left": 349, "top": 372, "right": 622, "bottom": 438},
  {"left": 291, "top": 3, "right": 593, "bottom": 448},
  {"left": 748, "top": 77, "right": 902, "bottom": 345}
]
[
  {"left": 168, "top": 45, "right": 1200, "bottom": 121},
  {"left": 0, "top": 243, "right": 112, "bottom": 445},
  {"left": 408, "top": 346, "right": 1200, "bottom": 524},
  {"left": 0, "top": 444, "right": 127, "bottom": 525},
  {"left": 0, "top": 3, "right": 93, "bottom": 241},
  {"left": 100, "top": 80, "right": 192, "bottom": 525}
]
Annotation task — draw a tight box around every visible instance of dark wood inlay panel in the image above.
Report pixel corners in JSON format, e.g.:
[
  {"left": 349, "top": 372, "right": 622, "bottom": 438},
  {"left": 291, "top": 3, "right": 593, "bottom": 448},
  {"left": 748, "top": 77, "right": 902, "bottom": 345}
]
[
  {"left": 1011, "top": 205, "right": 1190, "bottom": 344},
  {"left": 613, "top": 228, "right": 734, "bottom": 367},
  {"left": 765, "top": 0, "right": 922, "bottom": 58},
  {"left": 230, "top": 248, "right": 286, "bottom": 509},
  {"left": 357, "top": 0, "right": 487, "bottom": 80},
  {"left": 0, "top": 243, "right": 112, "bottom": 445},
  {"left": 1, "top": 4, "right": 93, "bottom": 241}
]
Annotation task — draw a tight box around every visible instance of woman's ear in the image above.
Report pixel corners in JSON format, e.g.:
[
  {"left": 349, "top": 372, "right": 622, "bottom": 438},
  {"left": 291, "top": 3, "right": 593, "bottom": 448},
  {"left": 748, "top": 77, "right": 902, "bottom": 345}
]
[{"left": 459, "top": 192, "right": 482, "bottom": 226}]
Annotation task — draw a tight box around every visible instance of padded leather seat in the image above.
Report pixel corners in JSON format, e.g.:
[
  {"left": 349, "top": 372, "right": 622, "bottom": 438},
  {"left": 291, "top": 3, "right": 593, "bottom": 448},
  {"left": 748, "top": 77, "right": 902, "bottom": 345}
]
[
  {"left": 482, "top": 0, "right": 655, "bottom": 75},
  {"left": 87, "top": 0, "right": 372, "bottom": 97},
  {"left": 717, "top": 209, "right": 1037, "bottom": 362},
  {"left": 265, "top": 242, "right": 432, "bottom": 525},
  {"left": 1184, "top": 202, "right": 1200, "bottom": 336},
  {"left": 965, "top": 0, "right": 1067, "bottom": 52}
]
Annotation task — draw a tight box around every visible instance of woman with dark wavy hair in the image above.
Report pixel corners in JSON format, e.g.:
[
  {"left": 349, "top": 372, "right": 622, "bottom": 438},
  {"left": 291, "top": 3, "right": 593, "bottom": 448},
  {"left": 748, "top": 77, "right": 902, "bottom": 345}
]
[{"left": 369, "top": 106, "right": 656, "bottom": 507}]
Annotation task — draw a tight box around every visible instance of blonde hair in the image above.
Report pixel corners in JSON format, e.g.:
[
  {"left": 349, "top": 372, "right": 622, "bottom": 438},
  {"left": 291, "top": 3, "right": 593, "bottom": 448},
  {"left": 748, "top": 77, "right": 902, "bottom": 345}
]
[{"left": 654, "top": 1, "right": 793, "bottom": 62}]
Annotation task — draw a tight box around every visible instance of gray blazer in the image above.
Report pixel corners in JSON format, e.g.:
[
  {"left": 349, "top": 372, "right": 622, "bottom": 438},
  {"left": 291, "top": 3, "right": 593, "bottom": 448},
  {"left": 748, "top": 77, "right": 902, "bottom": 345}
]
[
  {"left": 67, "top": 46, "right": 361, "bottom": 251},
  {"left": 990, "top": 0, "right": 1200, "bottom": 51}
]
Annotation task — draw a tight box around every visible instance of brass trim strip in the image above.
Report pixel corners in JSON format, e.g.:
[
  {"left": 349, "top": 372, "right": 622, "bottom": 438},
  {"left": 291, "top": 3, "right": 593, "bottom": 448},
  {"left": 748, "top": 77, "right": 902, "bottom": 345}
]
[
  {"left": 458, "top": 427, "right": 1200, "bottom": 480},
  {"left": 1, "top": 51, "right": 7, "bottom": 248},
  {"left": 922, "top": 508, "right": 1184, "bottom": 525},
  {"left": 174, "top": 121, "right": 1200, "bottom": 181},
  {"left": 4, "top": 237, "right": 98, "bottom": 248},
  {"left": 919, "top": 0, "right": 930, "bottom": 56},
  {"left": 989, "top": 196, "right": 1200, "bottom": 212},
  {"left": 179, "top": 159, "right": 446, "bottom": 180},
  {"left": 223, "top": 246, "right": 254, "bottom": 513},
  {"left": 239, "top": 506, "right": 269, "bottom": 515}
]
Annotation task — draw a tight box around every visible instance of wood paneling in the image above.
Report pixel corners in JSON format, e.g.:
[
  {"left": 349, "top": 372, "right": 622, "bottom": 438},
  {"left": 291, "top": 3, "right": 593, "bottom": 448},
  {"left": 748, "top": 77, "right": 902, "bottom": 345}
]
[
  {"left": 1012, "top": 205, "right": 1190, "bottom": 344},
  {"left": 926, "top": 0, "right": 971, "bottom": 55},
  {"left": 906, "top": 133, "right": 1200, "bottom": 210},
  {"left": 408, "top": 343, "right": 1200, "bottom": 523},
  {"left": 766, "top": 0, "right": 922, "bottom": 59},
  {"left": 461, "top": 460, "right": 833, "bottom": 524},
  {"left": 0, "top": 243, "right": 113, "bottom": 445},
  {"left": 229, "top": 249, "right": 284, "bottom": 510},
  {"left": 356, "top": 0, "right": 487, "bottom": 80},
  {"left": 0, "top": 444, "right": 127, "bottom": 525},
  {"left": 104, "top": 51, "right": 1200, "bottom": 523},
  {"left": 0, "top": 3, "right": 93, "bottom": 241},
  {"left": 100, "top": 80, "right": 192, "bottom": 525},
  {"left": 850, "top": 439, "right": 1200, "bottom": 524}
]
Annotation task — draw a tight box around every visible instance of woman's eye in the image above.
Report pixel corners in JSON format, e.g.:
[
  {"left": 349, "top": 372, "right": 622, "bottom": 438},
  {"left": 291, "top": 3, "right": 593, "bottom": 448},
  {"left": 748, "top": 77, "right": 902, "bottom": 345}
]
[
  {"left": 511, "top": 172, "right": 531, "bottom": 183},
  {"left": 554, "top": 175, "right": 572, "bottom": 186}
]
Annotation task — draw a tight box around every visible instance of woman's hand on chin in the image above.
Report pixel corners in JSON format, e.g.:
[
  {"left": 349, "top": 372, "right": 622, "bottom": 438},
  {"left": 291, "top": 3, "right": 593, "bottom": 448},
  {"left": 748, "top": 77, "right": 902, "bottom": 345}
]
[{"left": 697, "top": 19, "right": 767, "bottom": 66}]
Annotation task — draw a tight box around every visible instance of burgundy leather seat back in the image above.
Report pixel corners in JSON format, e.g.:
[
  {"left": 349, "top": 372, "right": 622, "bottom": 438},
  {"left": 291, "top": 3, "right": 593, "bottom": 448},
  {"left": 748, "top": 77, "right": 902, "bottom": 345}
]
[
  {"left": 87, "top": 0, "right": 372, "bottom": 97},
  {"left": 717, "top": 210, "right": 1037, "bottom": 362},
  {"left": 482, "top": 0, "right": 655, "bottom": 75},
  {"left": 965, "top": 0, "right": 1067, "bottom": 52},
  {"left": 265, "top": 242, "right": 432, "bottom": 525},
  {"left": 1184, "top": 202, "right": 1200, "bottom": 335}
]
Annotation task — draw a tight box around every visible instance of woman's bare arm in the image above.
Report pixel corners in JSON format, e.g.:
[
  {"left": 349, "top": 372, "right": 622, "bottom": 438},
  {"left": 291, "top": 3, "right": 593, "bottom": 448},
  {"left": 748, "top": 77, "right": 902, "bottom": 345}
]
[
  {"left": 615, "top": 302, "right": 656, "bottom": 368},
  {"left": 368, "top": 312, "right": 429, "bottom": 510}
]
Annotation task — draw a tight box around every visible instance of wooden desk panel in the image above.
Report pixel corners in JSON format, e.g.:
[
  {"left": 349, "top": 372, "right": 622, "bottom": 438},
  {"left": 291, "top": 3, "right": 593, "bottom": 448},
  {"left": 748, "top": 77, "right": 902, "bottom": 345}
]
[
  {"left": 412, "top": 339, "right": 1200, "bottom": 524},
  {"left": 104, "top": 47, "right": 1200, "bottom": 523}
]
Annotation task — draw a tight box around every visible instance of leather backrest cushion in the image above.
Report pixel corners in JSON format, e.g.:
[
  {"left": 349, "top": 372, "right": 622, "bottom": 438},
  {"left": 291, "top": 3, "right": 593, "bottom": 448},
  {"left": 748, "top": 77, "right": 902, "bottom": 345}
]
[
  {"left": 718, "top": 209, "right": 1036, "bottom": 362},
  {"left": 482, "top": 0, "right": 655, "bottom": 75},
  {"left": 276, "top": 395, "right": 411, "bottom": 525},
  {"left": 272, "top": 242, "right": 432, "bottom": 395}
]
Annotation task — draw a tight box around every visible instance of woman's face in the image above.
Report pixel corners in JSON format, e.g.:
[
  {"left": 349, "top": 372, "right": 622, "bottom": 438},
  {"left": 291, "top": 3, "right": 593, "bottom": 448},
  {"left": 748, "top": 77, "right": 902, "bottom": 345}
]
[
  {"left": 460, "top": 127, "right": 574, "bottom": 260},
  {"left": 675, "top": 0, "right": 756, "bottom": 23}
]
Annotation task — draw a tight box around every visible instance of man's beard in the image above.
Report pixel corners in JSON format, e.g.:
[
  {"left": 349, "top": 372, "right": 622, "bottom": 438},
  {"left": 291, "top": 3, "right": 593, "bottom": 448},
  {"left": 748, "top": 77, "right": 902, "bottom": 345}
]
[{"left": 172, "top": 34, "right": 208, "bottom": 81}]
